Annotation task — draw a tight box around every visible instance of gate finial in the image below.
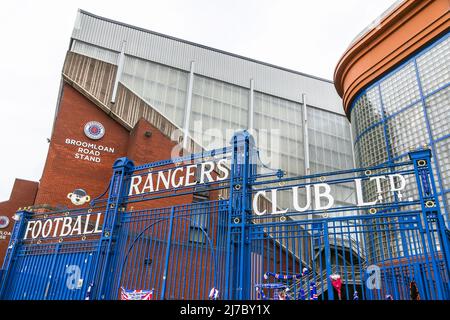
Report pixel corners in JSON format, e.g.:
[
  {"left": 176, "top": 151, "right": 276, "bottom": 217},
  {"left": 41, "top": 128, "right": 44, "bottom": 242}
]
[
  {"left": 230, "top": 130, "right": 255, "bottom": 146},
  {"left": 112, "top": 157, "right": 135, "bottom": 170}
]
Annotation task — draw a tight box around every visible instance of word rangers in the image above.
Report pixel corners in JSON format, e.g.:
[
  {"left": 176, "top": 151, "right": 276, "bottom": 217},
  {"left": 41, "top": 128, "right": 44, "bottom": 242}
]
[{"left": 128, "top": 159, "right": 229, "bottom": 196}]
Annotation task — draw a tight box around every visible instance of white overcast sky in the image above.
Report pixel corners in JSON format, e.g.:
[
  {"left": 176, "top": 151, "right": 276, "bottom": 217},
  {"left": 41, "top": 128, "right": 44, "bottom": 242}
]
[{"left": 0, "top": 0, "right": 397, "bottom": 201}]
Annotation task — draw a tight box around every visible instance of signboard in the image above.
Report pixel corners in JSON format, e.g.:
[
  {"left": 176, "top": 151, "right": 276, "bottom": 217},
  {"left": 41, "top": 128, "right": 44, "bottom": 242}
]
[
  {"left": 0, "top": 216, "right": 9, "bottom": 229},
  {"left": 23, "top": 213, "right": 102, "bottom": 240},
  {"left": 252, "top": 173, "right": 408, "bottom": 216},
  {"left": 127, "top": 158, "right": 409, "bottom": 216},
  {"left": 65, "top": 138, "right": 115, "bottom": 163},
  {"left": 83, "top": 121, "right": 105, "bottom": 140},
  {"left": 63, "top": 119, "right": 113, "bottom": 163},
  {"left": 128, "top": 159, "right": 229, "bottom": 196}
]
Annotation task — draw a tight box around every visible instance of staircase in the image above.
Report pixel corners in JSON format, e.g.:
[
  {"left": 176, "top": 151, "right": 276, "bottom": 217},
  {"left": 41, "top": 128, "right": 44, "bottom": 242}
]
[{"left": 288, "top": 264, "right": 365, "bottom": 299}]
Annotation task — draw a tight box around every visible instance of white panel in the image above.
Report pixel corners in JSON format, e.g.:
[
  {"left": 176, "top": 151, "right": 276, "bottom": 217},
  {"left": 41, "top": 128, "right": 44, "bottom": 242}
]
[{"left": 71, "top": 10, "right": 343, "bottom": 114}]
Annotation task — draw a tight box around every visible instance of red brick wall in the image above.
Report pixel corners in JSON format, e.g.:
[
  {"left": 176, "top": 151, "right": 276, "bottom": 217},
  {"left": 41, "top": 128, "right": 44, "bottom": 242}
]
[
  {"left": 35, "top": 83, "right": 191, "bottom": 211},
  {"left": 125, "top": 118, "right": 193, "bottom": 211},
  {"left": 35, "top": 84, "right": 130, "bottom": 207},
  {"left": 1, "top": 81, "right": 214, "bottom": 282},
  {"left": 0, "top": 179, "right": 38, "bottom": 266}
]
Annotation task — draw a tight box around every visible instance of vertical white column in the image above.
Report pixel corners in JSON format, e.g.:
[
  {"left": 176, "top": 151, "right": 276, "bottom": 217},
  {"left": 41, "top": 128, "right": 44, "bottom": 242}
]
[
  {"left": 348, "top": 120, "right": 362, "bottom": 245},
  {"left": 349, "top": 122, "right": 357, "bottom": 168},
  {"left": 111, "top": 40, "right": 126, "bottom": 104},
  {"left": 183, "top": 61, "right": 195, "bottom": 151},
  {"left": 248, "top": 78, "right": 254, "bottom": 131},
  {"left": 303, "top": 94, "right": 314, "bottom": 230},
  {"left": 302, "top": 93, "right": 310, "bottom": 177}
]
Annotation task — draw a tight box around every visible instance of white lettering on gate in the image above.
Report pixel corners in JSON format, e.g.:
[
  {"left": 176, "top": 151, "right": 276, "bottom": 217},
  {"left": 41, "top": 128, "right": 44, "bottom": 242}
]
[
  {"left": 314, "top": 183, "right": 334, "bottom": 210},
  {"left": 60, "top": 217, "right": 73, "bottom": 237},
  {"left": 71, "top": 216, "right": 82, "bottom": 236},
  {"left": 32, "top": 221, "right": 42, "bottom": 239},
  {"left": 52, "top": 218, "right": 64, "bottom": 237},
  {"left": 292, "top": 185, "right": 311, "bottom": 212},
  {"left": 129, "top": 176, "right": 142, "bottom": 196},
  {"left": 23, "top": 213, "right": 103, "bottom": 240},
  {"left": 93, "top": 213, "right": 102, "bottom": 233},
  {"left": 84, "top": 214, "right": 93, "bottom": 234},
  {"left": 171, "top": 167, "right": 185, "bottom": 188},
  {"left": 252, "top": 173, "right": 408, "bottom": 216},
  {"left": 388, "top": 174, "right": 406, "bottom": 199},
  {"left": 253, "top": 191, "right": 267, "bottom": 216},
  {"left": 216, "top": 159, "right": 229, "bottom": 181},
  {"left": 270, "top": 189, "right": 288, "bottom": 215},
  {"left": 42, "top": 220, "right": 52, "bottom": 238},
  {"left": 156, "top": 170, "right": 172, "bottom": 191},
  {"left": 200, "top": 162, "right": 214, "bottom": 184},
  {"left": 355, "top": 178, "right": 378, "bottom": 206},
  {"left": 185, "top": 165, "right": 197, "bottom": 187},
  {"left": 128, "top": 160, "right": 230, "bottom": 196}
]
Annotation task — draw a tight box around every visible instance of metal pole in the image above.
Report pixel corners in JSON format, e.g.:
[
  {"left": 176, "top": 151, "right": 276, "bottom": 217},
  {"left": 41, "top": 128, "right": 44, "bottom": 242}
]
[
  {"left": 92, "top": 157, "right": 134, "bottom": 299},
  {"left": 303, "top": 94, "right": 315, "bottom": 267},
  {"left": 409, "top": 149, "right": 447, "bottom": 299},
  {"left": 111, "top": 40, "right": 126, "bottom": 104},
  {"left": 323, "top": 224, "right": 334, "bottom": 300},
  {"left": 161, "top": 207, "right": 175, "bottom": 299},
  {"left": 248, "top": 79, "right": 254, "bottom": 131},
  {"left": 302, "top": 93, "right": 310, "bottom": 178},
  {"left": 182, "top": 61, "right": 195, "bottom": 151},
  {"left": 0, "top": 211, "right": 29, "bottom": 299}
]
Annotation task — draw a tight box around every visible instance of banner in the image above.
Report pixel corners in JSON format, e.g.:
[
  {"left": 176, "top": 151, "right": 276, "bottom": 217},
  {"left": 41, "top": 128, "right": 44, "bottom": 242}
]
[
  {"left": 263, "top": 268, "right": 308, "bottom": 280},
  {"left": 121, "top": 287, "right": 154, "bottom": 300},
  {"left": 330, "top": 274, "right": 342, "bottom": 300}
]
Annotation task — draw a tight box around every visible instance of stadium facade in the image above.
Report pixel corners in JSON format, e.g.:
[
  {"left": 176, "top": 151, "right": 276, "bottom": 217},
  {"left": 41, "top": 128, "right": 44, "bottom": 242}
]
[
  {"left": 1, "top": 1, "right": 449, "bottom": 300},
  {"left": 0, "top": 9, "right": 354, "bottom": 267}
]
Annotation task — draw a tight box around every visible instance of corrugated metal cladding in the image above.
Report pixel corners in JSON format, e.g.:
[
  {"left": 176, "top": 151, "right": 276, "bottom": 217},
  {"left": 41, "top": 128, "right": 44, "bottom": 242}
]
[{"left": 71, "top": 10, "right": 344, "bottom": 115}]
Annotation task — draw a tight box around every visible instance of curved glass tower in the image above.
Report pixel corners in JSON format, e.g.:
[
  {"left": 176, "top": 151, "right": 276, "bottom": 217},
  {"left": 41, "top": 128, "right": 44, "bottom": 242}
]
[{"left": 351, "top": 34, "right": 449, "bottom": 221}]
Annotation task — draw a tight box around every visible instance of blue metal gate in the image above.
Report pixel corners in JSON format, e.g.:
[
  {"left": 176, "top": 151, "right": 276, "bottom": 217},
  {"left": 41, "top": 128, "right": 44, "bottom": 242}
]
[
  {"left": 107, "top": 200, "right": 229, "bottom": 300},
  {"left": 0, "top": 209, "right": 103, "bottom": 300},
  {"left": 1, "top": 131, "right": 449, "bottom": 300}
]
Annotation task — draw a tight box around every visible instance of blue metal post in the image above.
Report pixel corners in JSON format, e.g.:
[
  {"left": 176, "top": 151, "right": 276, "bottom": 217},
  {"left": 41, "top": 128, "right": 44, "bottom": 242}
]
[
  {"left": 160, "top": 206, "right": 175, "bottom": 299},
  {"left": 409, "top": 149, "right": 450, "bottom": 299},
  {"left": 323, "top": 223, "right": 334, "bottom": 300},
  {"left": 91, "top": 157, "right": 134, "bottom": 300},
  {"left": 227, "top": 130, "right": 256, "bottom": 300},
  {"left": 0, "top": 210, "right": 30, "bottom": 299}
]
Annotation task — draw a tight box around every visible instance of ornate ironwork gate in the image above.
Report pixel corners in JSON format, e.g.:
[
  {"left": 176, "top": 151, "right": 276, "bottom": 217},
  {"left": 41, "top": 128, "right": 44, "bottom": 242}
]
[{"left": 1, "top": 131, "right": 449, "bottom": 300}]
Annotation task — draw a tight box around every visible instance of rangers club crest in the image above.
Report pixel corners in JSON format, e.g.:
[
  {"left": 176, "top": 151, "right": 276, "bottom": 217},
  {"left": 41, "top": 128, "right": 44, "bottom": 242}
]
[
  {"left": 84, "top": 121, "right": 105, "bottom": 140},
  {"left": 0, "top": 216, "right": 9, "bottom": 229}
]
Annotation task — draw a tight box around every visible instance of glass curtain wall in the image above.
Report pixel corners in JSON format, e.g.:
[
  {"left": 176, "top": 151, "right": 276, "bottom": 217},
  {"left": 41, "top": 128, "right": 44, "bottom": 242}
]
[
  {"left": 351, "top": 34, "right": 450, "bottom": 222},
  {"left": 70, "top": 41, "right": 356, "bottom": 215},
  {"left": 350, "top": 33, "right": 449, "bottom": 261}
]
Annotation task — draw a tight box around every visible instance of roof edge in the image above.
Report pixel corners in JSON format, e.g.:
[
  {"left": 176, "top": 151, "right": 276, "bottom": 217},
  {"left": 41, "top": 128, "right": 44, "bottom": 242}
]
[
  {"left": 77, "top": 9, "right": 334, "bottom": 84},
  {"left": 333, "top": 0, "right": 449, "bottom": 118}
]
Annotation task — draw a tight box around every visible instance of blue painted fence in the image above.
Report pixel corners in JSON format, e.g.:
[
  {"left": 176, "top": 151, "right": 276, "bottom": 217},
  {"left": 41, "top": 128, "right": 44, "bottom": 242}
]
[{"left": 0, "top": 131, "right": 449, "bottom": 300}]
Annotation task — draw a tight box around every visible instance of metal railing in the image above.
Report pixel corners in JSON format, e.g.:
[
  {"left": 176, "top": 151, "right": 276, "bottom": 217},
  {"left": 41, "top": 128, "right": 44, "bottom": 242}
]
[{"left": 287, "top": 264, "right": 365, "bottom": 299}]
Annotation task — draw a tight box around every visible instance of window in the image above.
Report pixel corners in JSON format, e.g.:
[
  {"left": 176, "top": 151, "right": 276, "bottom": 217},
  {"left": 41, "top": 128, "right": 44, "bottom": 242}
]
[{"left": 189, "top": 211, "right": 208, "bottom": 244}]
